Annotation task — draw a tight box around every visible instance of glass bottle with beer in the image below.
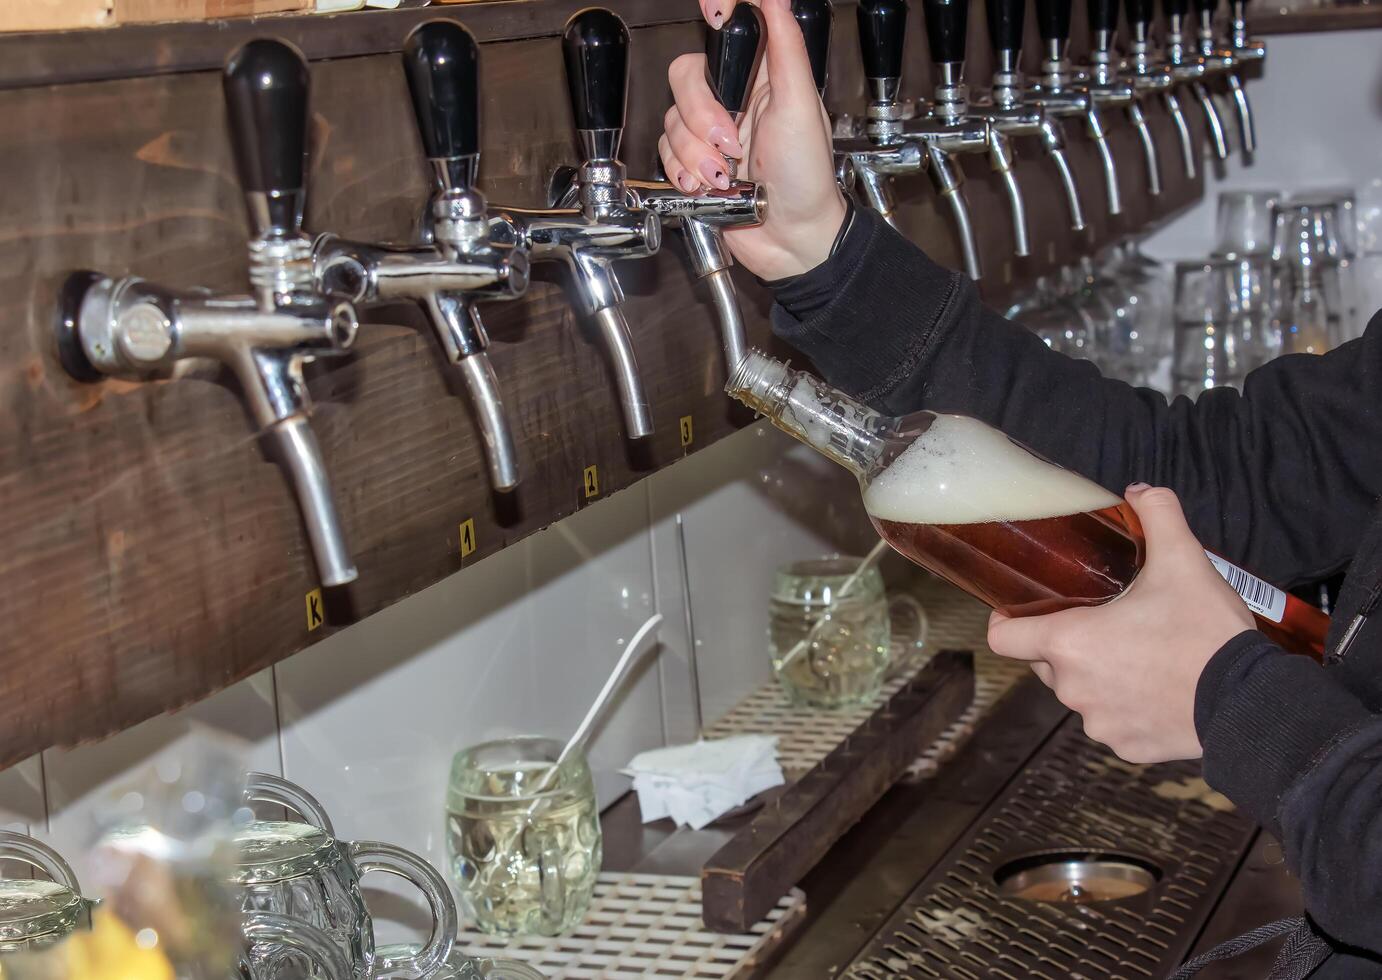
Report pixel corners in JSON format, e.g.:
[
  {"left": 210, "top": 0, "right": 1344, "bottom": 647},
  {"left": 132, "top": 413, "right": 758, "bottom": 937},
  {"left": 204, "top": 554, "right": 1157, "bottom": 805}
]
[{"left": 727, "top": 350, "right": 1329, "bottom": 659}]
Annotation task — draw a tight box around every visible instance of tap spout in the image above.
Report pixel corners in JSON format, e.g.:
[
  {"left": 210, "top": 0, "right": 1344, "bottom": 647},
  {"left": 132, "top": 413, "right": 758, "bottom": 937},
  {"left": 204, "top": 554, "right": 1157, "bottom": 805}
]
[{"left": 1126, "top": 99, "right": 1162, "bottom": 196}]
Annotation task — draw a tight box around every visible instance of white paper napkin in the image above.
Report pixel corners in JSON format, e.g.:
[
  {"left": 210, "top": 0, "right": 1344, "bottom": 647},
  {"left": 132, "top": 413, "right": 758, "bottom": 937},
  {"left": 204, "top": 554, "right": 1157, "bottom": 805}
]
[{"left": 624, "top": 735, "right": 784, "bottom": 830}]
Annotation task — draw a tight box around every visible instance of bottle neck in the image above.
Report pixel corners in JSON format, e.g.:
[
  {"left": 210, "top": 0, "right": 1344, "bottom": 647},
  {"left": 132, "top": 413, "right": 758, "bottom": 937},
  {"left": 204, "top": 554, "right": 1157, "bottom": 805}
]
[{"left": 726, "top": 351, "right": 889, "bottom": 480}]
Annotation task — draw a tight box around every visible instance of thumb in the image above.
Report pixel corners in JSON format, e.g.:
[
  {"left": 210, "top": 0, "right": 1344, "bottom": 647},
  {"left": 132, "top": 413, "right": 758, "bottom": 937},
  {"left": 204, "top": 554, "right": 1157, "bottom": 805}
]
[
  {"left": 986, "top": 610, "right": 1052, "bottom": 663},
  {"left": 1125, "top": 484, "right": 1200, "bottom": 566},
  {"left": 759, "top": 0, "right": 818, "bottom": 105}
]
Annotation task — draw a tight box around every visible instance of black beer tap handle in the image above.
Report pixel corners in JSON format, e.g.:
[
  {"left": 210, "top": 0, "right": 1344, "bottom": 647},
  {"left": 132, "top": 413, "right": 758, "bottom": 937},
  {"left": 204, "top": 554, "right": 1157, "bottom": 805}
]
[
  {"left": 985, "top": 0, "right": 1025, "bottom": 54},
  {"left": 223, "top": 38, "right": 309, "bottom": 239},
  {"left": 1162, "top": 0, "right": 1190, "bottom": 20},
  {"left": 1035, "top": 0, "right": 1073, "bottom": 42},
  {"left": 1193, "top": 0, "right": 1219, "bottom": 17},
  {"left": 403, "top": 20, "right": 480, "bottom": 169},
  {"left": 921, "top": 0, "right": 968, "bottom": 65},
  {"left": 857, "top": 0, "right": 908, "bottom": 82},
  {"left": 1125, "top": 0, "right": 1154, "bottom": 28},
  {"left": 706, "top": 2, "right": 766, "bottom": 117},
  {"left": 1089, "top": 0, "right": 1120, "bottom": 33},
  {"left": 562, "top": 7, "right": 629, "bottom": 143},
  {"left": 792, "top": 0, "right": 834, "bottom": 96}
]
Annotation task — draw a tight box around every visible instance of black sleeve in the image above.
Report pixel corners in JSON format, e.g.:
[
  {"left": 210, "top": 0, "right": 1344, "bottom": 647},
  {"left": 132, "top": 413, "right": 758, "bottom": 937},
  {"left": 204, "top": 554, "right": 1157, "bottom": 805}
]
[
  {"left": 1196, "top": 631, "right": 1382, "bottom": 953},
  {"left": 770, "top": 206, "right": 1382, "bottom": 589}
]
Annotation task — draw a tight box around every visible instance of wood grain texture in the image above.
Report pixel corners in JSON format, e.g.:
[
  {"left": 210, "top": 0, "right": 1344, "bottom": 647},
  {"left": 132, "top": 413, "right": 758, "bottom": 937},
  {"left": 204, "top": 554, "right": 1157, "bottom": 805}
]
[
  {"left": 700, "top": 651, "right": 976, "bottom": 934},
  {"left": 0, "top": 3, "right": 1203, "bottom": 769}
]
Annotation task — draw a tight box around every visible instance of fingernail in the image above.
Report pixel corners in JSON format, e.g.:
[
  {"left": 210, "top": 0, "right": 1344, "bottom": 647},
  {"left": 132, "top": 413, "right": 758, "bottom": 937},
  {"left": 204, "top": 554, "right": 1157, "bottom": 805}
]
[
  {"left": 711, "top": 5, "right": 724, "bottom": 27},
  {"left": 1127, "top": 482, "right": 1151, "bottom": 493},
  {"left": 677, "top": 171, "right": 698, "bottom": 193},
  {"left": 708, "top": 126, "right": 743, "bottom": 158},
  {"left": 699, "top": 159, "right": 731, "bottom": 190}
]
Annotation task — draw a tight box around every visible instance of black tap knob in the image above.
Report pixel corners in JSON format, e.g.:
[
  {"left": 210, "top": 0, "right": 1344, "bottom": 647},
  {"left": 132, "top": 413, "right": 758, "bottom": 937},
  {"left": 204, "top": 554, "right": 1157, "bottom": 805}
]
[
  {"left": 705, "top": 2, "right": 766, "bottom": 118},
  {"left": 985, "top": 0, "right": 1025, "bottom": 54},
  {"left": 792, "top": 0, "right": 834, "bottom": 96},
  {"left": 1193, "top": 0, "right": 1219, "bottom": 17},
  {"left": 1089, "top": 0, "right": 1120, "bottom": 33},
  {"left": 402, "top": 20, "right": 480, "bottom": 175},
  {"left": 921, "top": 0, "right": 968, "bottom": 65},
  {"left": 562, "top": 6, "right": 629, "bottom": 161},
  {"left": 1035, "top": 0, "right": 1073, "bottom": 42},
  {"left": 1162, "top": 0, "right": 1190, "bottom": 20},
  {"left": 223, "top": 38, "right": 309, "bottom": 239},
  {"left": 857, "top": 0, "right": 908, "bottom": 82},
  {"left": 1125, "top": 0, "right": 1154, "bottom": 28}
]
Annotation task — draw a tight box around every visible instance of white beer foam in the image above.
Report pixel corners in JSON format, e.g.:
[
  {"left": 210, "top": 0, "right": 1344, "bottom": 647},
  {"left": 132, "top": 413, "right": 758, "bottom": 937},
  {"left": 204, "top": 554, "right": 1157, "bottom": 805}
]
[{"left": 862, "top": 414, "right": 1122, "bottom": 525}]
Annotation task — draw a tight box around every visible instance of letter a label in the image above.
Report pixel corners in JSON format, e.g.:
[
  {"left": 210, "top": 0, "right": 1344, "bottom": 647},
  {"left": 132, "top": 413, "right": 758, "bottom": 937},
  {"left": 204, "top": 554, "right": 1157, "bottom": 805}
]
[
  {"left": 583, "top": 465, "right": 600, "bottom": 499},
  {"left": 305, "top": 588, "right": 324, "bottom": 632}
]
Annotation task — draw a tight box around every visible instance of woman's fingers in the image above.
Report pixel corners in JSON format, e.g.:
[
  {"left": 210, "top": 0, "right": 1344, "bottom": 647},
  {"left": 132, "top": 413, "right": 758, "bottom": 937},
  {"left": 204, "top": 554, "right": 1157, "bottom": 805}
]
[
  {"left": 668, "top": 53, "right": 743, "bottom": 158},
  {"left": 665, "top": 108, "right": 732, "bottom": 191},
  {"left": 700, "top": 0, "right": 739, "bottom": 28},
  {"left": 759, "top": 0, "right": 817, "bottom": 108},
  {"left": 658, "top": 134, "right": 700, "bottom": 194}
]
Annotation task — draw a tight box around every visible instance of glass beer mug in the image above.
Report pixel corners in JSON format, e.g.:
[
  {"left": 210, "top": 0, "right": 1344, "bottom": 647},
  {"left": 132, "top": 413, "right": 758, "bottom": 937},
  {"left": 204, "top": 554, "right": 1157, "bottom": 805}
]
[
  {"left": 727, "top": 351, "right": 1329, "bottom": 659},
  {"left": 237, "top": 773, "right": 458, "bottom": 980},
  {"left": 0, "top": 832, "right": 92, "bottom": 952}
]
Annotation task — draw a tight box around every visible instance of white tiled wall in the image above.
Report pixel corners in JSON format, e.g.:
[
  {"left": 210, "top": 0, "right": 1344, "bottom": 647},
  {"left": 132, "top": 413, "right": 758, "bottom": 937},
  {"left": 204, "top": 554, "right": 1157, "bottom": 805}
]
[
  {"left": 1142, "top": 28, "right": 1382, "bottom": 319},
  {"left": 11, "top": 422, "right": 870, "bottom": 943}
]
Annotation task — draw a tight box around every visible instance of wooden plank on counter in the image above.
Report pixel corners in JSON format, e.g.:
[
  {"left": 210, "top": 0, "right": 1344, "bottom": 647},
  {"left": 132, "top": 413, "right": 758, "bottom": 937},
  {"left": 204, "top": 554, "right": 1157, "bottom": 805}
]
[
  {"left": 700, "top": 651, "right": 976, "bottom": 933},
  {"left": 117, "top": 0, "right": 308, "bottom": 23}
]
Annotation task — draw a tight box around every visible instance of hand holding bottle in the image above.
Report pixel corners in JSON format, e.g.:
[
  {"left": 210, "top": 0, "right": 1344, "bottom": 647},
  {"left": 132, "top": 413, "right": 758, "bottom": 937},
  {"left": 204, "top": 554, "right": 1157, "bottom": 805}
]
[
  {"left": 987, "top": 485, "right": 1256, "bottom": 765},
  {"left": 662, "top": 0, "right": 846, "bottom": 281}
]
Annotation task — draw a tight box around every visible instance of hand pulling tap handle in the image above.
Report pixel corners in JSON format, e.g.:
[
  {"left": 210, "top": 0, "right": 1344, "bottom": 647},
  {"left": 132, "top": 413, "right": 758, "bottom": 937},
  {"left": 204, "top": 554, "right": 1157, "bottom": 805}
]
[
  {"left": 563, "top": 7, "right": 629, "bottom": 162},
  {"left": 223, "top": 39, "right": 310, "bottom": 245},
  {"left": 403, "top": 19, "right": 480, "bottom": 189},
  {"left": 694, "top": 2, "right": 767, "bottom": 370},
  {"left": 792, "top": 0, "right": 834, "bottom": 97},
  {"left": 399, "top": 20, "right": 524, "bottom": 492}
]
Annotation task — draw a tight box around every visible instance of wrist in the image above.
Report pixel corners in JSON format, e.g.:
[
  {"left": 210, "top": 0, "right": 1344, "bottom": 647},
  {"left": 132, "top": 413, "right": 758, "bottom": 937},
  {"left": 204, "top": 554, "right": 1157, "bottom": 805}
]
[{"left": 760, "top": 193, "right": 848, "bottom": 280}]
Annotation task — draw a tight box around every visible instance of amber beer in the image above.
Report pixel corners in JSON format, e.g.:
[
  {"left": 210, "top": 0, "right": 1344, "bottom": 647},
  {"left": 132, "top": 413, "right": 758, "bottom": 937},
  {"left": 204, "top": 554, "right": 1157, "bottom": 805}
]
[
  {"left": 724, "top": 351, "right": 1330, "bottom": 661},
  {"left": 863, "top": 418, "right": 1329, "bottom": 659}
]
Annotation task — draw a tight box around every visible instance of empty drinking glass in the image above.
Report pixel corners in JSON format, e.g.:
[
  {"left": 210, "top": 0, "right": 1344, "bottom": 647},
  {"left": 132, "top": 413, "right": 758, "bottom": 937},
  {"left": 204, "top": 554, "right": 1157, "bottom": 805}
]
[
  {"left": 446, "top": 738, "right": 601, "bottom": 937},
  {"left": 1173, "top": 260, "right": 1251, "bottom": 398},
  {"left": 1213, "top": 190, "right": 1281, "bottom": 258},
  {"left": 768, "top": 556, "right": 928, "bottom": 709}
]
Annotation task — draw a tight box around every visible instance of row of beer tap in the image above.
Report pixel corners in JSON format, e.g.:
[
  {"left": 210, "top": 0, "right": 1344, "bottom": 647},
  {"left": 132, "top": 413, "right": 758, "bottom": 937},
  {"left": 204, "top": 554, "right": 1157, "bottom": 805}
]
[{"left": 52, "top": 0, "right": 1265, "bottom": 590}]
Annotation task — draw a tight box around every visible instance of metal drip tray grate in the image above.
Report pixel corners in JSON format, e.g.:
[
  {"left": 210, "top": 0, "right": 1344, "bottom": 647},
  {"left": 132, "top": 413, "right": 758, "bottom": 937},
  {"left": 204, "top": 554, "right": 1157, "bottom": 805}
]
[{"left": 846, "top": 719, "right": 1255, "bottom": 979}]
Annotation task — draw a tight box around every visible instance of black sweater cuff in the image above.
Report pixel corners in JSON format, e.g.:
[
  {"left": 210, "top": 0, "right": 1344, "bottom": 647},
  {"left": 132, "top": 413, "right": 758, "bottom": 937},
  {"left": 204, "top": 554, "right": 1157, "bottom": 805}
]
[
  {"left": 1195, "top": 630, "right": 1374, "bottom": 835},
  {"left": 766, "top": 207, "right": 963, "bottom": 405}
]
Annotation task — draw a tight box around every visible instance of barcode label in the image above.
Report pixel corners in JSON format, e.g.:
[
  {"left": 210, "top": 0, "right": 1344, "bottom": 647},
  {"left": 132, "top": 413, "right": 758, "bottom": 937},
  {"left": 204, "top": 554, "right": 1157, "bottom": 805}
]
[{"left": 1206, "top": 552, "right": 1286, "bottom": 623}]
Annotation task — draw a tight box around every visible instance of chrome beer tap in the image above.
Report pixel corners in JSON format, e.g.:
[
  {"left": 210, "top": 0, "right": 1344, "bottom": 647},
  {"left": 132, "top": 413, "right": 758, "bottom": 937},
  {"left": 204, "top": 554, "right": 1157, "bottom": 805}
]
[
  {"left": 970, "top": 0, "right": 1086, "bottom": 233},
  {"left": 1195, "top": 0, "right": 1257, "bottom": 153},
  {"left": 839, "top": 0, "right": 986, "bottom": 280},
  {"left": 1122, "top": 0, "right": 1198, "bottom": 179},
  {"left": 619, "top": 3, "right": 767, "bottom": 372},
  {"left": 1021, "top": 0, "right": 1123, "bottom": 217},
  {"left": 314, "top": 22, "right": 530, "bottom": 492},
  {"left": 1083, "top": 0, "right": 1163, "bottom": 196},
  {"left": 494, "top": 8, "right": 661, "bottom": 440},
  {"left": 54, "top": 39, "right": 360, "bottom": 587},
  {"left": 1163, "top": 0, "right": 1232, "bottom": 162},
  {"left": 917, "top": 0, "right": 1031, "bottom": 259}
]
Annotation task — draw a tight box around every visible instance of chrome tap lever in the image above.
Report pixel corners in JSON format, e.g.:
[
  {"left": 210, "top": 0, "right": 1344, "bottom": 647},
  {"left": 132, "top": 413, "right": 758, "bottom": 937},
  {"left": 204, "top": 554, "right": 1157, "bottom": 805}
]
[
  {"left": 1162, "top": 0, "right": 1230, "bottom": 160},
  {"left": 1123, "top": 0, "right": 1195, "bottom": 179},
  {"left": 1086, "top": 0, "right": 1161, "bottom": 195},
  {"left": 792, "top": 0, "right": 834, "bottom": 98},
  {"left": 544, "top": 7, "right": 660, "bottom": 439},
  {"left": 1027, "top": 0, "right": 1123, "bottom": 216},
  {"left": 922, "top": 0, "right": 1028, "bottom": 257},
  {"left": 315, "top": 20, "right": 529, "bottom": 492},
  {"left": 1195, "top": 0, "right": 1256, "bottom": 152},
  {"left": 56, "top": 39, "right": 360, "bottom": 587},
  {"left": 977, "top": 0, "right": 1085, "bottom": 232}
]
